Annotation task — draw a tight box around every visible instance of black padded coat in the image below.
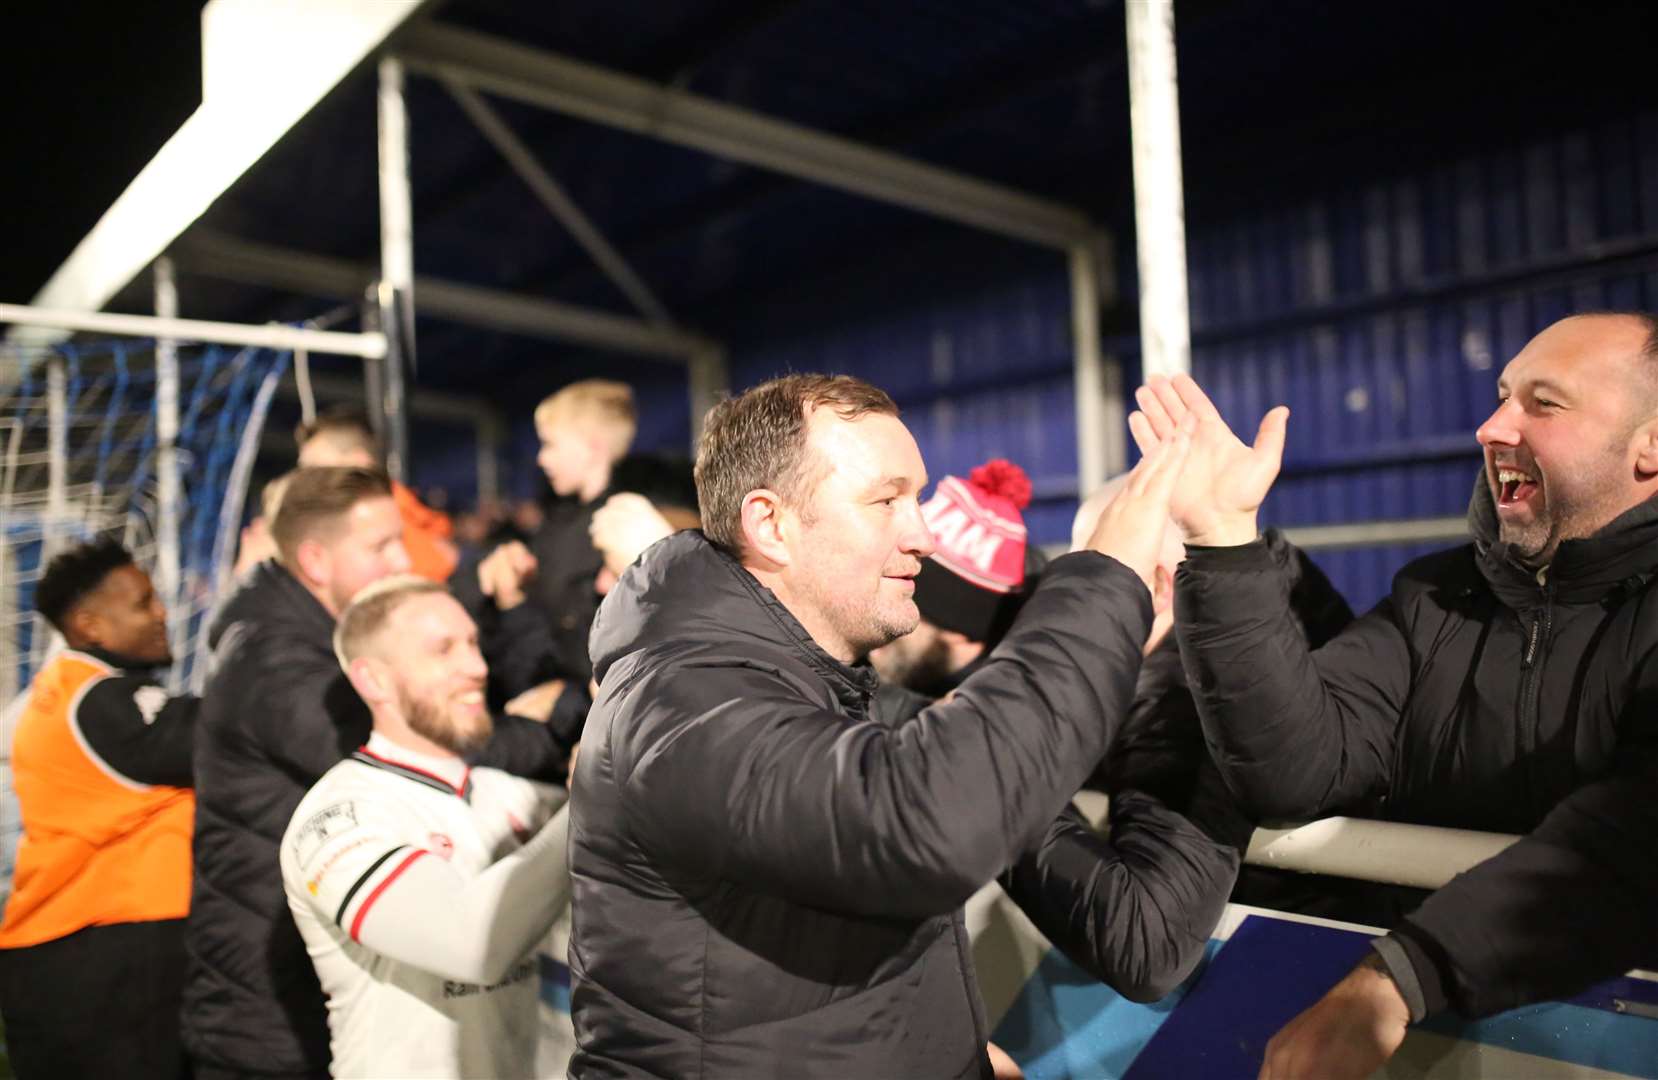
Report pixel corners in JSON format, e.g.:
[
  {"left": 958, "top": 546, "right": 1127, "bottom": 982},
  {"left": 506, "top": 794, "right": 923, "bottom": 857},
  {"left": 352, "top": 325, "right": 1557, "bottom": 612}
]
[{"left": 567, "top": 531, "right": 1156, "bottom": 1079}]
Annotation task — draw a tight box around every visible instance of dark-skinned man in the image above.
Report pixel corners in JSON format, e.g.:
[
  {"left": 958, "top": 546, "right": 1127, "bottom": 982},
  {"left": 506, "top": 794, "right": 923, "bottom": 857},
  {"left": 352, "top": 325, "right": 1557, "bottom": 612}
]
[{"left": 0, "top": 540, "right": 197, "bottom": 1080}]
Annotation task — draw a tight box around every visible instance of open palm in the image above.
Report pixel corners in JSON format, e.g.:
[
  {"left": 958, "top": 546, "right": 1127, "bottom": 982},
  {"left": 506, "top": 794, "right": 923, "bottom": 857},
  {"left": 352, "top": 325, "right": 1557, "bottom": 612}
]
[{"left": 1128, "top": 374, "right": 1289, "bottom": 546}]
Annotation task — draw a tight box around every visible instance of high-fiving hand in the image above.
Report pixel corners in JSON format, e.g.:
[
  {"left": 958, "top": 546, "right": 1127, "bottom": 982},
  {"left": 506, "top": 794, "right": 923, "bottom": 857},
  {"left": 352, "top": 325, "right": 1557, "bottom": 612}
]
[
  {"left": 1128, "top": 374, "right": 1290, "bottom": 547},
  {"left": 1082, "top": 414, "right": 1193, "bottom": 595}
]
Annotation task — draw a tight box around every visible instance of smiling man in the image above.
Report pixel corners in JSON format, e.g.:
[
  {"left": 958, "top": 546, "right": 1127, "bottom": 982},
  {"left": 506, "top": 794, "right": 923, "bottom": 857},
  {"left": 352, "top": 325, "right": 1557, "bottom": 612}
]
[
  {"left": 1128, "top": 312, "right": 1658, "bottom": 1079},
  {"left": 281, "top": 576, "right": 567, "bottom": 1080},
  {"left": 0, "top": 540, "right": 197, "bottom": 1080},
  {"left": 567, "top": 373, "right": 1194, "bottom": 1079}
]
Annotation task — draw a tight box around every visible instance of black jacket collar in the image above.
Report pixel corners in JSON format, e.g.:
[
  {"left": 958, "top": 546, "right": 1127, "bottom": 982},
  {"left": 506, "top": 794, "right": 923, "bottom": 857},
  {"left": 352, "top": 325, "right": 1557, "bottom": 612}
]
[
  {"left": 208, "top": 559, "right": 335, "bottom": 653},
  {"left": 73, "top": 644, "right": 164, "bottom": 675},
  {"left": 590, "top": 531, "right": 879, "bottom": 714},
  {"left": 1467, "top": 472, "right": 1658, "bottom": 606}
]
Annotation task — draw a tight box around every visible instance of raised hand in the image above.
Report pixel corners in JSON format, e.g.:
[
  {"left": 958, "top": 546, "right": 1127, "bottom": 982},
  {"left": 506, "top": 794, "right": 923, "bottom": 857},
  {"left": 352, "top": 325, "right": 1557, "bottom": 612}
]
[
  {"left": 1128, "top": 373, "right": 1289, "bottom": 547},
  {"left": 479, "top": 540, "right": 538, "bottom": 610},
  {"left": 1083, "top": 415, "right": 1193, "bottom": 594}
]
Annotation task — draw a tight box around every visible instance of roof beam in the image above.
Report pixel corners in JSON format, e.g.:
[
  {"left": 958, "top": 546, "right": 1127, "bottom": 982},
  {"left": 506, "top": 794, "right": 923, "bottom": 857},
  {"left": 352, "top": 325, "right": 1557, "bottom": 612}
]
[
  {"left": 441, "top": 78, "right": 677, "bottom": 328},
  {"left": 171, "top": 231, "right": 713, "bottom": 361},
  {"left": 12, "top": 0, "right": 434, "bottom": 347},
  {"left": 398, "top": 23, "right": 1095, "bottom": 251}
]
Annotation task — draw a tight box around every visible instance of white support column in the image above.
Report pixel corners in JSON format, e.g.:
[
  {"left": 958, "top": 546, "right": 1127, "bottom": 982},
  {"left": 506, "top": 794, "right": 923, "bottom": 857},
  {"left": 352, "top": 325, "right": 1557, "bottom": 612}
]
[
  {"left": 688, "top": 346, "right": 729, "bottom": 447},
  {"left": 152, "top": 257, "right": 185, "bottom": 674},
  {"left": 378, "top": 56, "right": 415, "bottom": 483},
  {"left": 45, "top": 356, "right": 68, "bottom": 556},
  {"left": 1069, "top": 244, "right": 1109, "bottom": 495},
  {"left": 1124, "top": 0, "right": 1192, "bottom": 378}
]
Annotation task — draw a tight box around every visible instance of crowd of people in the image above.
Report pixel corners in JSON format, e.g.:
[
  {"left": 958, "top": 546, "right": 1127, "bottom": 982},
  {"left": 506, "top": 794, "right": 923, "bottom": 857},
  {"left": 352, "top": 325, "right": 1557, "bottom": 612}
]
[{"left": 1, "top": 311, "right": 1656, "bottom": 1079}]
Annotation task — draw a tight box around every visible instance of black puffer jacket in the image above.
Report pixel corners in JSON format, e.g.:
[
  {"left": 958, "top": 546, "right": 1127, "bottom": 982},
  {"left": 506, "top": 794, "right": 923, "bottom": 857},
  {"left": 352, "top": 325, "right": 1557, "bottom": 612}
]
[
  {"left": 1175, "top": 478, "right": 1658, "bottom": 1019},
  {"left": 872, "top": 681, "right": 1237, "bottom": 1004},
  {"left": 568, "top": 532, "right": 1153, "bottom": 1079},
  {"left": 1095, "top": 529, "right": 1353, "bottom": 810},
  {"left": 181, "top": 561, "right": 570, "bottom": 1074}
]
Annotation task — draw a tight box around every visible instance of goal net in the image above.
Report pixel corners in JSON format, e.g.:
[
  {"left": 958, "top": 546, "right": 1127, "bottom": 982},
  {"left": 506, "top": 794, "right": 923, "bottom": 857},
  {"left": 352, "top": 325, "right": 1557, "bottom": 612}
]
[{"left": 0, "top": 337, "right": 290, "bottom": 704}]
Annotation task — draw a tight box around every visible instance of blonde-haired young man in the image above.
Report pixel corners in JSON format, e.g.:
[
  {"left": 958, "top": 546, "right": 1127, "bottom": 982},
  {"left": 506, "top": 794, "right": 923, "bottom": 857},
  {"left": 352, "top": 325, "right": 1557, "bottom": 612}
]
[{"left": 282, "top": 575, "right": 568, "bottom": 1080}]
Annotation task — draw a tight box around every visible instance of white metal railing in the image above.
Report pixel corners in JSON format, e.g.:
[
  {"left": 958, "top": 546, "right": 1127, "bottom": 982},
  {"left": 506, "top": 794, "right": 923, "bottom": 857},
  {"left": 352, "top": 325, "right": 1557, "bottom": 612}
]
[{"left": 1246, "top": 817, "right": 1518, "bottom": 890}]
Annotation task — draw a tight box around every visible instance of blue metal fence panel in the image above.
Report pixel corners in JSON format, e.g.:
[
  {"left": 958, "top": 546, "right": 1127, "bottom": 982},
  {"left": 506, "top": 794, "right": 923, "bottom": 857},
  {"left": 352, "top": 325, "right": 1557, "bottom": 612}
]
[
  {"left": 1182, "top": 110, "right": 1658, "bottom": 603},
  {"left": 461, "top": 109, "right": 1658, "bottom": 603}
]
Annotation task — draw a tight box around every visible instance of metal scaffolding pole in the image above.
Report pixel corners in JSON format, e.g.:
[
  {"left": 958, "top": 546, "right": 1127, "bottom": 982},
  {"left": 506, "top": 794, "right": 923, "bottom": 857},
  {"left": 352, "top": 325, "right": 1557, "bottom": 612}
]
[
  {"left": 400, "top": 23, "right": 1094, "bottom": 251},
  {"left": 153, "top": 257, "right": 185, "bottom": 677},
  {"left": 1069, "top": 242, "right": 1111, "bottom": 495},
  {"left": 688, "top": 346, "right": 729, "bottom": 444},
  {"left": 45, "top": 356, "right": 68, "bottom": 555},
  {"left": 378, "top": 56, "right": 415, "bottom": 484},
  {"left": 443, "top": 79, "right": 675, "bottom": 328},
  {"left": 0, "top": 304, "right": 386, "bottom": 358},
  {"left": 1125, "top": 0, "right": 1192, "bottom": 378}
]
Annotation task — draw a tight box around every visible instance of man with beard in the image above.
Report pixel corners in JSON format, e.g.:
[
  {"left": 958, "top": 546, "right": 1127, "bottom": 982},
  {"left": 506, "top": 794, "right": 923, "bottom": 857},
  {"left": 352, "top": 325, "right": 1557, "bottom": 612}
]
[
  {"left": 281, "top": 576, "right": 567, "bottom": 1079},
  {"left": 569, "top": 373, "right": 1208, "bottom": 1079},
  {"left": 1130, "top": 312, "right": 1658, "bottom": 1079},
  {"left": 0, "top": 540, "right": 197, "bottom": 1079},
  {"left": 183, "top": 466, "right": 569, "bottom": 1080}
]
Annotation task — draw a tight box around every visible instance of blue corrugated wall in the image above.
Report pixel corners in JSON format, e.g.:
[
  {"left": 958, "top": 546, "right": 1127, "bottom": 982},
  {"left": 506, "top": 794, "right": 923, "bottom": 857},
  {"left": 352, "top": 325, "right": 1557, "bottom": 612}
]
[{"left": 725, "top": 110, "right": 1658, "bottom": 611}]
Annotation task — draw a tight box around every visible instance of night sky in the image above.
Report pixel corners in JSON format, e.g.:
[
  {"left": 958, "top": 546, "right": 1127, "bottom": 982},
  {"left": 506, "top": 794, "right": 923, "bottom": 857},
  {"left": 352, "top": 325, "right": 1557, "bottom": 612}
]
[
  {"left": 3, "top": 3, "right": 203, "bottom": 305},
  {"left": 7, "top": 2, "right": 1658, "bottom": 312}
]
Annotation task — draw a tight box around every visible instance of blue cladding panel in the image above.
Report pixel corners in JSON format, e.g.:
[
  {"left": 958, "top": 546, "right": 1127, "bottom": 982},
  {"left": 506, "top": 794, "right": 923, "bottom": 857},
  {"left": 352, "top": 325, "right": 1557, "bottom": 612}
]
[
  {"left": 1183, "top": 111, "right": 1658, "bottom": 602},
  {"left": 730, "top": 272, "right": 1080, "bottom": 548},
  {"left": 709, "top": 110, "right": 1658, "bottom": 603}
]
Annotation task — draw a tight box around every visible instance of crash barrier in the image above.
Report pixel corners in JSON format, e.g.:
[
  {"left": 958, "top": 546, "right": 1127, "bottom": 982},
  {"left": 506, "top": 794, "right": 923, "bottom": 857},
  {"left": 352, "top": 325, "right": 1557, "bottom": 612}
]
[{"left": 535, "top": 806, "right": 1658, "bottom": 1078}]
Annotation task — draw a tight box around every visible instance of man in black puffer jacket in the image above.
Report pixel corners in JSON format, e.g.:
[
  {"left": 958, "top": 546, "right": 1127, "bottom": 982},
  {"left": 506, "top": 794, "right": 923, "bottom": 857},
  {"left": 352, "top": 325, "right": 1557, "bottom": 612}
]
[
  {"left": 183, "top": 467, "right": 569, "bottom": 1080},
  {"left": 1132, "top": 312, "right": 1658, "bottom": 1080},
  {"left": 568, "top": 374, "right": 1205, "bottom": 1079}
]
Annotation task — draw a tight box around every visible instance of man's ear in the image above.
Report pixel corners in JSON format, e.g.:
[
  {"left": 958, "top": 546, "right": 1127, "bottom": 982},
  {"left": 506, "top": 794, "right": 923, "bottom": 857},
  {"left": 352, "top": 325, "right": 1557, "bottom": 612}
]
[
  {"left": 347, "top": 656, "right": 394, "bottom": 707},
  {"left": 295, "top": 537, "right": 331, "bottom": 589},
  {"left": 1634, "top": 419, "right": 1658, "bottom": 479},
  {"left": 739, "top": 489, "right": 791, "bottom": 567},
  {"left": 66, "top": 604, "right": 103, "bottom": 649}
]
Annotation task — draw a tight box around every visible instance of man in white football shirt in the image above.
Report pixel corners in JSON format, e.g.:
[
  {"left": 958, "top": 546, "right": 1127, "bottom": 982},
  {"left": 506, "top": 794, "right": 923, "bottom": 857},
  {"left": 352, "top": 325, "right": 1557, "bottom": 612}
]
[{"left": 280, "top": 575, "right": 568, "bottom": 1079}]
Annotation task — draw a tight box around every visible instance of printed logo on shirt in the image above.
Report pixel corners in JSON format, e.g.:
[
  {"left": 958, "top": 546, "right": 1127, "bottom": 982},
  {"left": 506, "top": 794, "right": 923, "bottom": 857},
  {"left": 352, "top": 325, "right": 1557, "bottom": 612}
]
[
  {"left": 293, "top": 802, "right": 361, "bottom": 869},
  {"left": 132, "top": 685, "right": 168, "bottom": 726},
  {"left": 428, "top": 832, "right": 454, "bottom": 859},
  {"left": 307, "top": 835, "right": 376, "bottom": 896},
  {"left": 442, "top": 959, "right": 535, "bottom": 999}
]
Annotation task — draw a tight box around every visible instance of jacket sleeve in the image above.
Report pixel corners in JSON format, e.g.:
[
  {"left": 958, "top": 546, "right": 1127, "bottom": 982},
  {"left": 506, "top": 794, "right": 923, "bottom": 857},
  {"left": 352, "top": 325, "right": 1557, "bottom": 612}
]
[
  {"left": 484, "top": 601, "right": 575, "bottom": 699},
  {"left": 999, "top": 793, "right": 1238, "bottom": 1002},
  {"left": 613, "top": 552, "right": 1154, "bottom": 921},
  {"left": 1382, "top": 747, "right": 1658, "bottom": 1019},
  {"left": 75, "top": 675, "right": 198, "bottom": 787},
  {"left": 286, "top": 797, "right": 569, "bottom": 985},
  {"left": 232, "top": 626, "right": 371, "bottom": 782},
  {"left": 1175, "top": 540, "right": 1412, "bottom": 818}
]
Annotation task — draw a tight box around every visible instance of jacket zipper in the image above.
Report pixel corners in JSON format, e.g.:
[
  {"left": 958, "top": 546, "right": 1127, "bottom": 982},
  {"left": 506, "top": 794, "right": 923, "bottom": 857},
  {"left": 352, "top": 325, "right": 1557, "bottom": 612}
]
[{"left": 1516, "top": 585, "right": 1554, "bottom": 811}]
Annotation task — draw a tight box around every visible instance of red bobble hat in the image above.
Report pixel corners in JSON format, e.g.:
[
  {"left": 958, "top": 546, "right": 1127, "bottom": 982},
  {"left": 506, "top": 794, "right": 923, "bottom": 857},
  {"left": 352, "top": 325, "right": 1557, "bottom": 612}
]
[{"left": 911, "top": 459, "right": 1032, "bottom": 642}]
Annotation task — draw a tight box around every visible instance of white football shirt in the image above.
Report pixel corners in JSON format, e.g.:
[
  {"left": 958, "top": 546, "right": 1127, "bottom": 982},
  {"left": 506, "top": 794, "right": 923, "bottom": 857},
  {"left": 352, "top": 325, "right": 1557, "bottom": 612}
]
[{"left": 281, "top": 732, "right": 564, "bottom": 1079}]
